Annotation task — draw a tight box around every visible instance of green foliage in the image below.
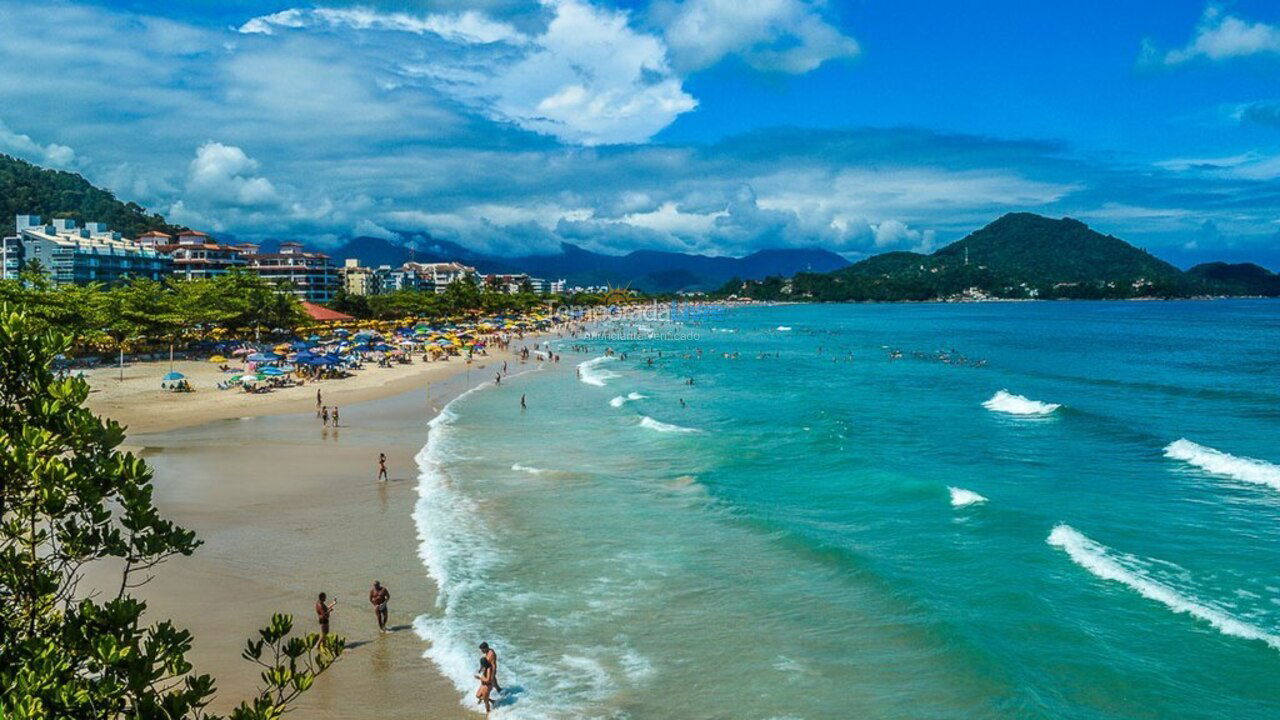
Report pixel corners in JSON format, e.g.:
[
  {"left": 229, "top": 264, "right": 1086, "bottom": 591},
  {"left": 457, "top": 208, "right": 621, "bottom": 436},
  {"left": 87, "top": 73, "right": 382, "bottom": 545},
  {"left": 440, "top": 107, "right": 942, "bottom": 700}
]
[
  {"left": 0, "top": 154, "right": 182, "bottom": 238},
  {"left": 0, "top": 306, "right": 342, "bottom": 719},
  {"left": 0, "top": 271, "right": 307, "bottom": 355},
  {"left": 726, "top": 213, "right": 1256, "bottom": 302}
]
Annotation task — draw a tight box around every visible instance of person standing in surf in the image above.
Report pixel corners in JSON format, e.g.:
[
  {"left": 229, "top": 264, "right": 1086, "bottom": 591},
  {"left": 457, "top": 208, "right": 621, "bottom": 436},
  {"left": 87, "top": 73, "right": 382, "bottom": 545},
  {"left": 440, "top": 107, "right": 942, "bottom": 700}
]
[
  {"left": 377, "top": 452, "right": 387, "bottom": 482},
  {"left": 479, "top": 642, "right": 502, "bottom": 694}
]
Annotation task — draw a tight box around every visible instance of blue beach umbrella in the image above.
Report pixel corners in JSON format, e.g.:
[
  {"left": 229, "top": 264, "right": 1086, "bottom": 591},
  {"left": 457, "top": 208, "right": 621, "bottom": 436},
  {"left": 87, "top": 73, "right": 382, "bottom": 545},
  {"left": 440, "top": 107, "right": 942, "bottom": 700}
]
[{"left": 163, "top": 371, "right": 185, "bottom": 381}]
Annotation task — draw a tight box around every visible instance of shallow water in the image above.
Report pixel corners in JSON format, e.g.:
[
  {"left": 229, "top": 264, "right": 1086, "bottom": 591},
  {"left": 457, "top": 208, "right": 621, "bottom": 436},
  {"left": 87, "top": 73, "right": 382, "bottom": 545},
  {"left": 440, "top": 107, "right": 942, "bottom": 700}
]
[{"left": 414, "top": 301, "right": 1280, "bottom": 719}]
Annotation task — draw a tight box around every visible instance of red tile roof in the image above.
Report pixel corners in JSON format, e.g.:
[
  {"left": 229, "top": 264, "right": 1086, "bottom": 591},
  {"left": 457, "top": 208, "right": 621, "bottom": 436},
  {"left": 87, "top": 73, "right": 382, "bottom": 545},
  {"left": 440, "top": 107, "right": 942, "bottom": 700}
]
[{"left": 300, "top": 301, "right": 353, "bottom": 323}]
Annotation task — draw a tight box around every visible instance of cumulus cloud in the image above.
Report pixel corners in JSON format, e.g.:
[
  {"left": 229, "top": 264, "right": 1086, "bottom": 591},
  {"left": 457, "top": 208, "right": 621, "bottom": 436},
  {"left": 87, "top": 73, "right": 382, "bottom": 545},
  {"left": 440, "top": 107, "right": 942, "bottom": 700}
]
[
  {"left": 653, "top": 0, "right": 859, "bottom": 73},
  {"left": 241, "top": 0, "right": 697, "bottom": 145},
  {"left": 870, "top": 219, "right": 936, "bottom": 252},
  {"left": 1145, "top": 5, "right": 1280, "bottom": 66},
  {"left": 187, "top": 142, "right": 281, "bottom": 206},
  {"left": 0, "top": 120, "right": 76, "bottom": 168}
]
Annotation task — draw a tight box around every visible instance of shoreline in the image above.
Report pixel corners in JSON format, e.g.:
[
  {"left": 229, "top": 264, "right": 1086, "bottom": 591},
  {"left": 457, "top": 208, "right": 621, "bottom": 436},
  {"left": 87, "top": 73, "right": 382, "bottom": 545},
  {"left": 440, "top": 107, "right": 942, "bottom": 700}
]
[{"left": 83, "top": 340, "right": 560, "bottom": 719}]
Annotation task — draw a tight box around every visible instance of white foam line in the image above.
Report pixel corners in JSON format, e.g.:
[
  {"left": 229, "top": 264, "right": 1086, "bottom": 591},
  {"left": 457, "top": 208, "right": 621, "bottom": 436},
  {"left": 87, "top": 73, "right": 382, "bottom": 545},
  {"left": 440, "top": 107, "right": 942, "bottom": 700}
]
[
  {"left": 948, "top": 487, "right": 988, "bottom": 507},
  {"left": 1048, "top": 524, "right": 1280, "bottom": 651},
  {"left": 639, "top": 416, "right": 700, "bottom": 434},
  {"left": 1164, "top": 438, "right": 1280, "bottom": 493},
  {"left": 982, "top": 389, "right": 1060, "bottom": 416},
  {"left": 577, "top": 356, "right": 619, "bottom": 387}
]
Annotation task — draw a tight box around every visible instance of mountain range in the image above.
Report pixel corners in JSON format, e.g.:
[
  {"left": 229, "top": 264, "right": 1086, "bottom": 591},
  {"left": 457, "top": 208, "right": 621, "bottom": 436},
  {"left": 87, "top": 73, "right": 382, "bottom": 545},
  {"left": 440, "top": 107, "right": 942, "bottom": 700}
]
[
  {"left": 328, "top": 234, "right": 850, "bottom": 292},
  {"left": 3, "top": 154, "right": 1277, "bottom": 299},
  {"left": 730, "top": 213, "right": 1280, "bottom": 301}
]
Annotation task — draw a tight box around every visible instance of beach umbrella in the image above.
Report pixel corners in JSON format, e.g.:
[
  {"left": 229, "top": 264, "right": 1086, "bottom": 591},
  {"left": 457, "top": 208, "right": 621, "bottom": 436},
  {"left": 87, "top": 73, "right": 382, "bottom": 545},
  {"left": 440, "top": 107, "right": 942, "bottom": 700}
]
[
  {"left": 261, "top": 367, "right": 288, "bottom": 376},
  {"left": 163, "top": 371, "right": 185, "bottom": 381},
  {"left": 308, "top": 334, "right": 321, "bottom": 342},
  {"left": 209, "top": 355, "right": 227, "bottom": 363},
  {"left": 232, "top": 348, "right": 250, "bottom": 356}
]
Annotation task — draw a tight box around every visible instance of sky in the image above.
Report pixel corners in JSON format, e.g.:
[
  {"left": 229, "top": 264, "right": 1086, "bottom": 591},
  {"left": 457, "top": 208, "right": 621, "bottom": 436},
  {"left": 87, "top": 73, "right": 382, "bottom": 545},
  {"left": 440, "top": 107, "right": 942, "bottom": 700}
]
[{"left": 1, "top": 0, "right": 1279, "bottom": 267}]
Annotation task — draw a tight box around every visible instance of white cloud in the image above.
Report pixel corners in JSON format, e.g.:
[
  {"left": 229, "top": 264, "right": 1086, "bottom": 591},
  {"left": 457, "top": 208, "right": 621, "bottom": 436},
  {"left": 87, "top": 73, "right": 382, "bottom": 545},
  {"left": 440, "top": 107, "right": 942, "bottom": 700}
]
[
  {"left": 239, "top": 7, "right": 523, "bottom": 45},
  {"left": 0, "top": 120, "right": 76, "bottom": 168},
  {"left": 1156, "top": 150, "right": 1280, "bottom": 180},
  {"left": 187, "top": 142, "right": 281, "bottom": 206},
  {"left": 1149, "top": 5, "right": 1280, "bottom": 66},
  {"left": 354, "top": 218, "right": 398, "bottom": 240},
  {"left": 655, "top": 0, "right": 859, "bottom": 73},
  {"left": 242, "top": 0, "right": 697, "bottom": 145},
  {"left": 871, "top": 219, "right": 935, "bottom": 252}
]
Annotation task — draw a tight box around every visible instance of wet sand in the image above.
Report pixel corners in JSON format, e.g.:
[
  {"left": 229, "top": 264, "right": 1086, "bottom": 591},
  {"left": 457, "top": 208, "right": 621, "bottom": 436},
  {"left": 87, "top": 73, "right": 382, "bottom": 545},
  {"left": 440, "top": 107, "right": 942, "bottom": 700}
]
[{"left": 101, "top": 361, "right": 520, "bottom": 719}]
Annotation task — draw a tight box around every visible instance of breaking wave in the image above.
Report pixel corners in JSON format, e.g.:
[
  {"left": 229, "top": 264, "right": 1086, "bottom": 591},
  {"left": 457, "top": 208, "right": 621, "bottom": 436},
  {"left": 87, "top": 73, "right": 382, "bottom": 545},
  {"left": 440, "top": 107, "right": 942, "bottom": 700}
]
[
  {"left": 1047, "top": 525, "right": 1280, "bottom": 651},
  {"left": 983, "top": 390, "right": 1060, "bottom": 416},
  {"left": 1164, "top": 439, "right": 1280, "bottom": 493}
]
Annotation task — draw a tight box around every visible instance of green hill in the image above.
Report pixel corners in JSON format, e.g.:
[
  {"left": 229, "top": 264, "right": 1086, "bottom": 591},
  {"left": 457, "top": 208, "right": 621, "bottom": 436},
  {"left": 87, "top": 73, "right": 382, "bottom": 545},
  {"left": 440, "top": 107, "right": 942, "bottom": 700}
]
[
  {"left": 0, "top": 154, "right": 182, "bottom": 238},
  {"left": 1186, "top": 262, "right": 1280, "bottom": 297},
  {"left": 727, "top": 213, "right": 1216, "bottom": 301}
]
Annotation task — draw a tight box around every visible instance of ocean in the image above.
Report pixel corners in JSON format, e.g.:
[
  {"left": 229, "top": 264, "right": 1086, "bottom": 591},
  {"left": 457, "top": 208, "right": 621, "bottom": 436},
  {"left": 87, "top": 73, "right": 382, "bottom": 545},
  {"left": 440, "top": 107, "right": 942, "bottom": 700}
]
[{"left": 413, "top": 300, "right": 1280, "bottom": 719}]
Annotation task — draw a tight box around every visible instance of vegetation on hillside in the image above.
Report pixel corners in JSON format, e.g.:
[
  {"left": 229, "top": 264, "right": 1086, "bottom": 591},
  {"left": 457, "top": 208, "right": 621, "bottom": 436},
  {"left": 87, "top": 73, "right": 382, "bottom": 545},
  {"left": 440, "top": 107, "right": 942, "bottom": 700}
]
[
  {"left": 724, "top": 213, "right": 1271, "bottom": 301},
  {"left": 0, "top": 154, "right": 183, "bottom": 238},
  {"left": 0, "top": 306, "right": 343, "bottom": 719}
]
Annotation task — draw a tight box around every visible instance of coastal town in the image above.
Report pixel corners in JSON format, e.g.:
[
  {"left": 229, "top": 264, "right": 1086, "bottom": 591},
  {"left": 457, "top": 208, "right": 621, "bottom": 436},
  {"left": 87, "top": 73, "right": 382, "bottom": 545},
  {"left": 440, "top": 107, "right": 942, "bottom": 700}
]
[{"left": 0, "top": 214, "right": 588, "bottom": 301}]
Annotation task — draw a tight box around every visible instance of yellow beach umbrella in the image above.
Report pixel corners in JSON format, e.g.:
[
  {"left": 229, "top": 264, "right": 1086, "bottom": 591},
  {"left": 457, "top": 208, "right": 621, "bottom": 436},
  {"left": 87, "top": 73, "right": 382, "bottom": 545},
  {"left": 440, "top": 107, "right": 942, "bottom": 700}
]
[{"left": 209, "top": 355, "right": 227, "bottom": 363}]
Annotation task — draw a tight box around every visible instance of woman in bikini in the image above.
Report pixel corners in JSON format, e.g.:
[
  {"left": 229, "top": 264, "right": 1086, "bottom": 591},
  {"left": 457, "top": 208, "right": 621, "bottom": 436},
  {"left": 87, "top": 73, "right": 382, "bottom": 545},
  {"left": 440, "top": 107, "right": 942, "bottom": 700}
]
[{"left": 475, "top": 656, "right": 495, "bottom": 714}]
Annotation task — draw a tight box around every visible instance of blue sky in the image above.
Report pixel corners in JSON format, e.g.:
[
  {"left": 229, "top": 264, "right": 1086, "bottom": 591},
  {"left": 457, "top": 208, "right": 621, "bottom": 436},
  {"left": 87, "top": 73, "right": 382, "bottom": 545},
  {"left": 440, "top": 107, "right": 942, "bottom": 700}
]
[{"left": 1, "top": 0, "right": 1279, "bottom": 266}]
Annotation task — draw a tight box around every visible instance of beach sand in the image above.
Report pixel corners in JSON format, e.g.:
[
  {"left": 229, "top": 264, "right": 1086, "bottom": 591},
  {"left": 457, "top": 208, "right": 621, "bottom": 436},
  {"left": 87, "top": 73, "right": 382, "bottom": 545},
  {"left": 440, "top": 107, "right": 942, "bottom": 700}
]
[
  {"left": 80, "top": 351, "right": 541, "bottom": 719},
  {"left": 82, "top": 353, "right": 475, "bottom": 434}
]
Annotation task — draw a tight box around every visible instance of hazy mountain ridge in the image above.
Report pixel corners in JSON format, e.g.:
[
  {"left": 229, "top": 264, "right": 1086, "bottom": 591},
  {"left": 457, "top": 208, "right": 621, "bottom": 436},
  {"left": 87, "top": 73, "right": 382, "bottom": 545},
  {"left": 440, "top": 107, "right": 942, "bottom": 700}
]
[{"left": 330, "top": 235, "right": 851, "bottom": 291}]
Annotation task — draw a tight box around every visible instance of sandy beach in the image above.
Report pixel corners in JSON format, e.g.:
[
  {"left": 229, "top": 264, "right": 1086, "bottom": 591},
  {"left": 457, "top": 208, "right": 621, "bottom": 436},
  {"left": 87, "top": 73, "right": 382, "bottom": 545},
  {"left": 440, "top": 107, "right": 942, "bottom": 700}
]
[
  {"left": 82, "top": 353, "right": 479, "bottom": 434},
  {"left": 81, "top": 348, "right": 543, "bottom": 719}
]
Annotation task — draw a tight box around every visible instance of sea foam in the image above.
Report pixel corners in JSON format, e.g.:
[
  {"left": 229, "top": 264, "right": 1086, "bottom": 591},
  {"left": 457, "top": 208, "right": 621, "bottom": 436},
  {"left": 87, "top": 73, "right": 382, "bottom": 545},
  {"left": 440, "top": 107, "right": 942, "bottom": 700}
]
[
  {"left": 983, "top": 389, "right": 1060, "bottom": 416},
  {"left": 1047, "top": 525, "right": 1280, "bottom": 651},
  {"left": 578, "top": 356, "right": 620, "bottom": 386},
  {"left": 948, "top": 487, "right": 988, "bottom": 507},
  {"left": 609, "top": 392, "right": 647, "bottom": 408},
  {"left": 512, "top": 463, "right": 547, "bottom": 475},
  {"left": 639, "top": 416, "right": 700, "bottom": 433},
  {"left": 412, "top": 382, "right": 513, "bottom": 709},
  {"left": 1164, "top": 439, "right": 1280, "bottom": 493}
]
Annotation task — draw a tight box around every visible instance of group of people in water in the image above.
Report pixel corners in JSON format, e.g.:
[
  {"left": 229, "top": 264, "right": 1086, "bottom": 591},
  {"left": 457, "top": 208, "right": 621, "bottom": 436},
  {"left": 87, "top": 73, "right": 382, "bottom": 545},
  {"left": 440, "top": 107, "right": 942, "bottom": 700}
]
[{"left": 313, "top": 581, "right": 504, "bottom": 714}]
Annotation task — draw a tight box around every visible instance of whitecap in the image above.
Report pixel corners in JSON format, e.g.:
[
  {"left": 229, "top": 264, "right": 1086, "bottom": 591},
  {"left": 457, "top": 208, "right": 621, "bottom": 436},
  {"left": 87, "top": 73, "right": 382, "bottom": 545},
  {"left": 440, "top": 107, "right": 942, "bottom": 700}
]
[
  {"left": 776, "top": 325, "right": 792, "bottom": 331},
  {"left": 948, "top": 487, "right": 988, "bottom": 507},
  {"left": 1047, "top": 524, "right": 1280, "bottom": 651},
  {"left": 982, "top": 389, "right": 1060, "bottom": 416},
  {"left": 512, "top": 463, "right": 547, "bottom": 475},
  {"left": 1164, "top": 438, "right": 1280, "bottom": 493},
  {"left": 578, "top": 356, "right": 620, "bottom": 387},
  {"left": 639, "top": 416, "right": 700, "bottom": 433}
]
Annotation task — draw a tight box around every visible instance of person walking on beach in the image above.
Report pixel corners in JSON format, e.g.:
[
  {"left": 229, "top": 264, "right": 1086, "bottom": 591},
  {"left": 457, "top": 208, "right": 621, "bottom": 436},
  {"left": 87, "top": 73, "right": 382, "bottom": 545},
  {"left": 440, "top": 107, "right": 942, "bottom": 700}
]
[
  {"left": 377, "top": 453, "right": 388, "bottom": 482},
  {"left": 495, "top": 372, "right": 501, "bottom": 385},
  {"left": 479, "top": 642, "right": 502, "bottom": 694},
  {"left": 315, "top": 592, "right": 336, "bottom": 638},
  {"left": 332, "top": 406, "right": 339, "bottom": 427},
  {"left": 321, "top": 406, "right": 329, "bottom": 427},
  {"left": 316, "top": 388, "right": 322, "bottom": 413},
  {"left": 369, "top": 581, "right": 390, "bottom": 632}
]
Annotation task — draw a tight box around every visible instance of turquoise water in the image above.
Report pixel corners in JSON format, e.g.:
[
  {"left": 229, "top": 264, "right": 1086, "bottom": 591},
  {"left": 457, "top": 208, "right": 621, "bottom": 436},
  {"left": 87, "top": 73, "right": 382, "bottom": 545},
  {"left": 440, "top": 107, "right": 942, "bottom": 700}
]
[{"left": 413, "top": 301, "right": 1280, "bottom": 719}]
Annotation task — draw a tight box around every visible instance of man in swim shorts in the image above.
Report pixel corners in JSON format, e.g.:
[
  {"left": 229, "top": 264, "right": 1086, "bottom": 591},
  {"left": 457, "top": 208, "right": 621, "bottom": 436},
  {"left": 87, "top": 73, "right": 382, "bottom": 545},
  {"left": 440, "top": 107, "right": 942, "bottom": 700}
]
[{"left": 369, "top": 581, "right": 390, "bottom": 632}]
